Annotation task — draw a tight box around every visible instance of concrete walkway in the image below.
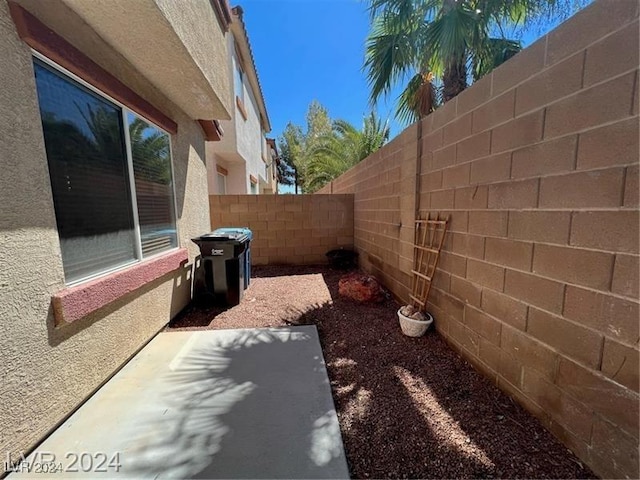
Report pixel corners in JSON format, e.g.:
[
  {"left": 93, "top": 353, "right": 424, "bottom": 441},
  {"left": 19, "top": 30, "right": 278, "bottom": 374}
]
[{"left": 13, "top": 326, "right": 349, "bottom": 479}]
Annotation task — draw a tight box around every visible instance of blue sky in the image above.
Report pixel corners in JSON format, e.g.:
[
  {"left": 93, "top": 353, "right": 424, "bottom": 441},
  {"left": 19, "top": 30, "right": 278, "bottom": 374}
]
[
  {"left": 240, "top": 0, "right": 593, "bottom": 143},
  {"left": 241, "top": 0, "right": 403, "bottom": 139}
]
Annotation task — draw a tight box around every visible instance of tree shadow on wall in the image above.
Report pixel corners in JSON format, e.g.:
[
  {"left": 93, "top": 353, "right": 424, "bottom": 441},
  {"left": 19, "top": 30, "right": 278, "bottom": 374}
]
[{"left": 280, "top": 267, "right": 596, "bottom": 479}]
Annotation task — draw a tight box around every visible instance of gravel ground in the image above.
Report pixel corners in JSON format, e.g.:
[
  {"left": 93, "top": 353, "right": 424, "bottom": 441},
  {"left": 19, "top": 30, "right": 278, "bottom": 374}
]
[{"left": 168, "top": 265, "right": 595, "bottom": 479}]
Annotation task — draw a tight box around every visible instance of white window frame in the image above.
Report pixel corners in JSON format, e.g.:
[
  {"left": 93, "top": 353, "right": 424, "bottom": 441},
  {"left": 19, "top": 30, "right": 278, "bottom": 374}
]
[
  {"left": 217, "top": 172, "right": 227, "bottom": 194},
  {"left": 233, "top": 54, "right": 244, "bottom": 103},
  {"left": 33, "top": 51, "right": 180, "bottom": 287}
]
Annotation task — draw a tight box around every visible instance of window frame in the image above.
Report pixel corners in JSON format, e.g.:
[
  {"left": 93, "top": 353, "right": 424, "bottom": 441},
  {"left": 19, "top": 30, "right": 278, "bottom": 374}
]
[
  {"left": 233, "top": 52, "right": 244, "bottom": 104},
  {"left": 33, "top": 50, "right": 181, "bottom": 287},
  {"left": 217, "top": 172, "right": 227, "bottom": 194}
]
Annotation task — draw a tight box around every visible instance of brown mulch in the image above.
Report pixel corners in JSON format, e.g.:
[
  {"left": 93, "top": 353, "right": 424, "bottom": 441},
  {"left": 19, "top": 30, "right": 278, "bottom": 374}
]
[{"left": 167, "top": 265, "right": 595, "bottom": 479}]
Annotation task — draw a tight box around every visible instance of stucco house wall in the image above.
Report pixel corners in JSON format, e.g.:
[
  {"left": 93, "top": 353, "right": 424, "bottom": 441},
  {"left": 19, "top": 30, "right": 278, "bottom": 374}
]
[
  {"left": 234, "top": 54, "right": 268, "bottom": 192},
  {"left": 206, "top": 16, "right": 271, "bottom": 196},
  {"left": 0, "top": 0, "right": 228, "bottom": 472}
]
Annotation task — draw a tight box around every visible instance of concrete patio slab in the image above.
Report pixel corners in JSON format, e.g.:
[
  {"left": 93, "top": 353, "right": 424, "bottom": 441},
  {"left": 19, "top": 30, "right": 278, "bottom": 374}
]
[{"left": 11, "top": 326, "right": 349, "bottom": 479}]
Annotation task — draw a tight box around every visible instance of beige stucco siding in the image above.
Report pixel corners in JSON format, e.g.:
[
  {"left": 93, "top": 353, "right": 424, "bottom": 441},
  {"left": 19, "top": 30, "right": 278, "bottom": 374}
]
[
  {"left": 207, "top": 33, "right": 268, "bottom": 195},
  {"left": 19, "top": 0, "right": 232, "bottom": 121},
  {"left": 154, "top": 0, "right": 231, "bottom": 117},
  {"left": 235, "top": 62, "right": 268, "bottom": 192},
  {"left": 0, "top": 0, "right": 211, "bottom": 471}
]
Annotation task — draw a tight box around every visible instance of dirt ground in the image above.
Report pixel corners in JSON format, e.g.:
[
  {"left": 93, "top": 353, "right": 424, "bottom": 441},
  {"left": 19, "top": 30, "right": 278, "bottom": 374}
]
[{"left": 168, "top": 265, "right": 595, "bottom": 479}]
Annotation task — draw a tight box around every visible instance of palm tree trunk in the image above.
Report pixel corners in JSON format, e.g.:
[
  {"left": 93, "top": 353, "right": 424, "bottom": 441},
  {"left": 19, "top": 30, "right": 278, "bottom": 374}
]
[
  {"left": 442, "top": 60, "right": 467, "bottom": 101},
  {"left": 441, "top": 0, "right": 467, "bottom": 102}
]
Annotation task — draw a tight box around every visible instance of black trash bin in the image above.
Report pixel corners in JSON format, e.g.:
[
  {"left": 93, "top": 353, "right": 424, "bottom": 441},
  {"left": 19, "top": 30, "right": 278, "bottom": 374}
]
[{"left": 192, "top": 227, "right": 252, "bottom": 306}]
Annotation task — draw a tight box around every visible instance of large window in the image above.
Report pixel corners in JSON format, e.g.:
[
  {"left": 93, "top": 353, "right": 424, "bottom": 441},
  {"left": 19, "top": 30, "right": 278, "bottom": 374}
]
[{"left": 33, "top": 57, "right": 177, "bottom": 284}]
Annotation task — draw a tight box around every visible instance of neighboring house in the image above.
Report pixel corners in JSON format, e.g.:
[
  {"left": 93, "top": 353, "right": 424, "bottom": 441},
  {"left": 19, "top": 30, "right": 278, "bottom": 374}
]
[
  {"left": 206, "top": 5, "right": 274, "bottom": 195},
  {"left": 0, "top": 0, "right": 233, "bottom": 472},
  {"left": 265, "top": 137, "right": 280, "bottom": 194}
]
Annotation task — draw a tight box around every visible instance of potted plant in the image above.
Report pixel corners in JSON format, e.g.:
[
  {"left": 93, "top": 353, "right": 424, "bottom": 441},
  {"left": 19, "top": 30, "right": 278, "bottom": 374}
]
[{"left": 397, "top": 305, "right": 433, "bottom": 337}]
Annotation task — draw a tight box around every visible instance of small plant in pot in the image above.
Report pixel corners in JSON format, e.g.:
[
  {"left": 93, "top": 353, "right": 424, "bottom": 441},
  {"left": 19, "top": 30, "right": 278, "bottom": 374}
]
[{"left": 397, "top": 305, "right": 433, "bottom": 337}]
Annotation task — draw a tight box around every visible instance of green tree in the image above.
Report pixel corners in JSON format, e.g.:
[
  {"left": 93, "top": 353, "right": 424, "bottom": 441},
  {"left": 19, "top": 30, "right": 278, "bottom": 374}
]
[
  {"left": 275, "top": 140, "right": 296, "bottom": 188},
  {"left": 278, "top": 103, "right": 390, "bottom": 193},
  {"left": 364, "top": 0, "right": 586, "bottom": 123},
  {"left": 277, "top": 122, "right": 305, "bottom": 192},
  {"left": 306, "top": 112, "right": 390, "bottom": 192},
  {"left": 277, "top": 101, "right": 333, "bottom": 193}
]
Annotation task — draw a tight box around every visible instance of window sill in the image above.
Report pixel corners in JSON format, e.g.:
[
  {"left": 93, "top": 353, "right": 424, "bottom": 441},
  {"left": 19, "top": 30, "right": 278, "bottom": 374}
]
[
  {"left": 52, "top": 248, "right": 188, "bottom": 325},
  {"left": 236, "top": 96, "right": 248, "bottom": 121}
]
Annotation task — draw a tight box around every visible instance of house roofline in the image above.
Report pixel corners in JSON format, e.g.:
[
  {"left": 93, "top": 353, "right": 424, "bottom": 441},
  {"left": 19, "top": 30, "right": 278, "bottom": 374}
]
[
  {"left": 231, "top": 5, "right": 271, "bottom": 133},
  {"left": 212, "top": 0, "right": 233, "bottom": 32}
]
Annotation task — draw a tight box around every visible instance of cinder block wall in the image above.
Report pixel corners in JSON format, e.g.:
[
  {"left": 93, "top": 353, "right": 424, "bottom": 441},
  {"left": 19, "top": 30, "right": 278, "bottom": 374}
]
[
  {"left": 318, "top": 134, "right": 419, "bottom": 300},
  {"left": 209, "top": 194, "right": 354, "bottom": 265},
  {"left": 321, "top": 1, "right": 639, "bottom": 477}
]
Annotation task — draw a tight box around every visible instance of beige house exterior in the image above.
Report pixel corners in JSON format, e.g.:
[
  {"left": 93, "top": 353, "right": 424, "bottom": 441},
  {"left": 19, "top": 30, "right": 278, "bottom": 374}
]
[
  {"left": 0, "top": 0, "right": 233, "bottom": 473},
  {"left": 206, "top": 6, "right": 276, "bottom": 196}
]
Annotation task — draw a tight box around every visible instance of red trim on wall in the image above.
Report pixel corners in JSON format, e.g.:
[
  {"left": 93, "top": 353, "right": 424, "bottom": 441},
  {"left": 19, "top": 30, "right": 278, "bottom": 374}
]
[
  {"left": 216, "top": 164, "right": 228, "bottom": 176},
  {"left": 8, "top": 2, "right": 178, "bottom": 135},
  {"left": 52, "top": 248, "right": 188, "bottom": 325},
  {"left": 249, "top": 174, "right": 258, "bottom": 184},
  {"left": 212, "top": 0, "right": 233, "bottom": 32},
  {"left": 198, "top": 119, "right": 223, "bottom": 141},
  {"left": 236, "top": 96, "right": 248, "bottom": 121}
]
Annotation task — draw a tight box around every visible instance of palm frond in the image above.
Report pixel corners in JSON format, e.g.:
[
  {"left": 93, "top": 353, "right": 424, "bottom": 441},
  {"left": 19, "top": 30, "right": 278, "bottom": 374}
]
[
  {"left": 364, "top": 14, "right": 420, "bottom": 103},
  {"left": 471, "top": 36, "right": 521, "bottom": 80},
  {"left": 305, "top": 112, "right": 390, "bottom": 192},
  {"left": 364, "top": 0, "right": 589, "bottom": 124},
  {"left": 396, "top": 72, "right": 437, "bottom": 124}
]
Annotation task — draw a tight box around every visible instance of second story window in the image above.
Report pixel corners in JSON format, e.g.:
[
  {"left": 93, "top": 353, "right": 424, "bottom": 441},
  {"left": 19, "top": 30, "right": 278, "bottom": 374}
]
[
  {"left": 217, "top": 172, "right": 227, "bottom": 194},
  {"left": 234, "top": 56, "right": 244, "bottom": 103}
]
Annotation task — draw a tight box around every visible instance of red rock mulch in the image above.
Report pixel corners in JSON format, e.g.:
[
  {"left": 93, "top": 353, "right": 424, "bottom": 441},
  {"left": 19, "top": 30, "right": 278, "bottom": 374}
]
[{"left": 168, "top": 265, "right": 595, "bottom": 479}]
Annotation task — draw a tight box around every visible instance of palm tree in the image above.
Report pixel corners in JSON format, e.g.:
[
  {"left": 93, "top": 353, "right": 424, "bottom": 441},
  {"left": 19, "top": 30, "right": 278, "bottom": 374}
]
[
  {"left": 128, "top": 117, "right": 171, "bottom": 184},
  {"left": 306, "top": 112, "right": 390, "bottom": 192},
  {"left": 364, "top": 0, "right": 574, "bottom": 123}
]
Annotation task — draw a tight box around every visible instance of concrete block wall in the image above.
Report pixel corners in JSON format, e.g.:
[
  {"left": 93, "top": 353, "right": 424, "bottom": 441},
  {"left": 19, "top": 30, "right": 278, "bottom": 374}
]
[
  {"left": 318, "top": 131, "right": 419, "bottom": 300},
  {"left": 209, "top": 194, "right": 354, "bottom": 265},
  {"left": 321, "top": 1, "right": 639, "bottom": 477}
]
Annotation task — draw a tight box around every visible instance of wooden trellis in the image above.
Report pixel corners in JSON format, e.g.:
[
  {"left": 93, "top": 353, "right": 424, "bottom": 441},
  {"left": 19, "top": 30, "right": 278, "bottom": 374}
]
[{"left": 410, "top": 214, "right": 450, "bottom": 311}]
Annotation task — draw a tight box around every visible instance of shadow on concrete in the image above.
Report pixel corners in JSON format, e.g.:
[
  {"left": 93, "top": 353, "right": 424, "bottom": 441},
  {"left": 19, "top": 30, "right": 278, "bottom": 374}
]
[{"left": 124, "top": 328, "right": 349, "bottom": 479}]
